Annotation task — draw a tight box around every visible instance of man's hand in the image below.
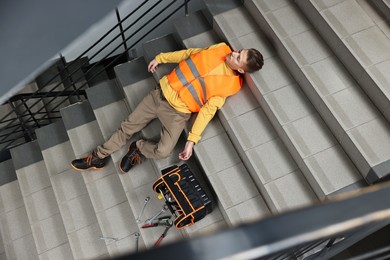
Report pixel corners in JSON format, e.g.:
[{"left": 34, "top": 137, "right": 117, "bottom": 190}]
[
  {"left": 179, "top": 141, "right": 195, "bottom": 160},
  {"left": 148, "top": 59, "right": 158, "bottom": 73}
]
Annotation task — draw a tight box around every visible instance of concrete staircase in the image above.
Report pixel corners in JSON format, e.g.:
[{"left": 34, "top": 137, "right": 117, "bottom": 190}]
[{"left": 0, "top": 0, "right": 389, "bottom": 259}]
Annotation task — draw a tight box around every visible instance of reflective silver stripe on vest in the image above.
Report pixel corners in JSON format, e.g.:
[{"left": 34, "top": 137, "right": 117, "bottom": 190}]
[
  {"left": 199, "top": 77, "right": 207, "bottom": 103},
  {"left": 175, "top": 57, "right": 201, "bottom": 86},
  {"left": 175, "top": 57, "right": 207, "bottom": 106},
  {"left": 186, "top": 83, "right": 203, "bottom": 108},
  {"left": 175, "top": 66, "right": 188, "bottom": 86},
  {"left": 187, "top": 58, "right": 200, "bottom": 78}
]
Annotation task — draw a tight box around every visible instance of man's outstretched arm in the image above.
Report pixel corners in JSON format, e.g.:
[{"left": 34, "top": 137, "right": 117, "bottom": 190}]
[
  {"left": 148, "top": 43, "right": 227, "bottom": 73},
  {"left": 179, "top": 96, "right": 225, "bottom": 160},
  {"left": 148, "top": 47, "right": 204, "bottom": 71}
]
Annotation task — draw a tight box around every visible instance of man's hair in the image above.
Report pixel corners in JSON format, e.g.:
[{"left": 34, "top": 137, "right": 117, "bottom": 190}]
[{"left": 245, "top": 48, "right": 264, "bottom": 73}]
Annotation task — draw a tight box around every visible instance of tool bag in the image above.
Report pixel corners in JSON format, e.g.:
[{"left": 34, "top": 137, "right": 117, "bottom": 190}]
[{"left": 152, "top": 164, "right": 212, "bottom": 229}]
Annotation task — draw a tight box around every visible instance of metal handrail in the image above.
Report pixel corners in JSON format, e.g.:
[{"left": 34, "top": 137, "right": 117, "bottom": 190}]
[
  {"left": 0, "top": 89, "right": 87, "bottom": 144},
  {"left": 0, "top": 0, "right": 191, "bottom": 151},
  {"left": 349, "top": 246, "right": 390, "bottom": 260},
  {"left": 0, "top": 1, "right": 164, "bottom": 139},
  {"left": 0, "top": 0, "right": 150, "bottom": 121},
  {"left": 9, "top": 90, "right": 86, "bottom": 102},
  {"left": 32, "top": 0, "right": 188, "bottom": 122},
  {"left": 0, "top": 90, "right": 86, "bottom": 148},
  {"left": 3, "top": 0, "right": 179, "bottom": 139}
]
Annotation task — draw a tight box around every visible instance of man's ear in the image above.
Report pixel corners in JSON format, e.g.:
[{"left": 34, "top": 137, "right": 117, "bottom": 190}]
[{"left": 237, "top": 68, "right": 245, "bottom": 74}]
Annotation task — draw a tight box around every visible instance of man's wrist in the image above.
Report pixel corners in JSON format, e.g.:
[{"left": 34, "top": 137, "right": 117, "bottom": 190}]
[
  {"left": 187, "top": 132, "right": 200, "bottom": 144},
  {"left": 155, "top": 55, "right": 162, "bottom": 63}
]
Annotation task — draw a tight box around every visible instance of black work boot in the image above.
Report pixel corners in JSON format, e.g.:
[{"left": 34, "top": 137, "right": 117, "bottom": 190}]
[
  {"left": 71, "top": 151, "right": 108, "bottom": 171},
  {"left": 120, "top": 141, "right": 142, "bottom": 173}
]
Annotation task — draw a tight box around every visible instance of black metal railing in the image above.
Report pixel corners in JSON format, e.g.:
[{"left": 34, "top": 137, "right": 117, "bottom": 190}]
[
  {"left": 117, "top": 182, "right": 390, "bottom": 260},
  {"left": 0, "top": 0, "right": 190, "bottom": 152}
]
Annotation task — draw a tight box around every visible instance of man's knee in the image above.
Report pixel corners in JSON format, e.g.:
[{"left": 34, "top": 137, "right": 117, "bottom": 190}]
[{"left": 154, "top": 145, "right": 172, "bottom": 159}]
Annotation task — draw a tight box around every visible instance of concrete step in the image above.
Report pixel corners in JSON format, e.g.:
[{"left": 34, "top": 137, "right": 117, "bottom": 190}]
[
  {"left": 35, "top": 59, "right": 63, "bottom": 90},
  {"left": 0, "top": 159, "right": 39, "bottom": 260},
  {"left": 113, "top": 56, "right": 228, "bottom": 236},
  {"left": 206, "top": 2, "right": 364, "bottom": 198},
  {"left": 295, "top": 0, "right": 390, "bottom": 122},
  {"left": 245, "top": 0, "right": 390, "bottom": 184},
  {"left": 220, "top": 89, "right": 319, "bottom": 211},
  {"left": 84, "top": 64, "right": 110, "bottom": 87},
  {"left": 142, "top": 34, "right": 182, "bottom": 82},
  {"left": 35, "top": 120, "right": 110, "bottom": 259},
  {"left": 60, "top": 101, "right": 140, "bottom": 257},
  {"left": 194, "top": 127, "right": 272, "bottom": 225},
  {"left": 174, "top": 10, "right": 220, "bottom": 48},
  {"left": 202, "top": 0, "right": 243, "bottom": 26},
  {"left": 175, "top": 8, "right": 318, "bottom": 213},
  {"left": 58, "top": 57, "right": 90, "bottom": 89},
  {"left": 371, "top": 0, "right": 390, "bottom": 21},
  {"left": 85, "top": 79, "right": 185, "bottom": 247},
  {"left": 0, "top": 151, "right": 23, "bottom": 191},
  {"left": 10, "top": 141, "right": 73, "bottom": 259},
  {"left": 0, "top": 230, "right": 5, "bottom": 260},
  {"left": 58, "top": 57, "right": 90, "bottom": 104},
  {"left": 36, "top": 61, "right": 72, "bottom": 117}
]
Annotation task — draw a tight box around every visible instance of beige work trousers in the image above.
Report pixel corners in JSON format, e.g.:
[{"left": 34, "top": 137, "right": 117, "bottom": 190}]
[{"left": 96, "top": 88, "right": 191, "bottom": 159}]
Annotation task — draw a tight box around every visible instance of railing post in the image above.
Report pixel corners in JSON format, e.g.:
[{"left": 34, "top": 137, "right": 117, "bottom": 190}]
[
  {"left": 116, "top": 8, "right": 130, "bottom": 60},
  {"left": 184, "top": 0, "right": 189, "bottom": 16},
  {"left": 8, "top": 100, "right": 34, "bottom": 142},
  {"left": 59, "top": 54, "right": 81, "bottom": 101}
]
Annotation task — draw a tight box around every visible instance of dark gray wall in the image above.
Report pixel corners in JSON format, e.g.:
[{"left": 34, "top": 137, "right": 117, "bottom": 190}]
[{"left": 0, "top": 0, "right": 122, "bottom": 105}]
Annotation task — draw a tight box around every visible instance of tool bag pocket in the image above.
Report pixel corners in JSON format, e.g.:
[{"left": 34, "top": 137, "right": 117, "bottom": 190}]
[{"left": 153, "top": 164, "right": 212, "bottom": 229}]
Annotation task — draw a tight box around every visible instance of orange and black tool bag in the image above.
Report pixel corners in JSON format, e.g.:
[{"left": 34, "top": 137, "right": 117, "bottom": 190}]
[{"left": 152, "top": 164, "right": 212, "bottom": 229}]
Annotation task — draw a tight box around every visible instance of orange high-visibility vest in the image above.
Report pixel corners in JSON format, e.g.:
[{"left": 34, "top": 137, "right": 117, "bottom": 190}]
[{"left": 167, "top": 43, "right": 243, "bottom": 112}]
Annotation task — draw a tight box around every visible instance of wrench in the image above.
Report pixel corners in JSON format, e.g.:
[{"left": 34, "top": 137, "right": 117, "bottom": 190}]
[
  {"left": 141, "top": 216, "right": 171, "bottom": 228},
  {"left": 136, "top": 196, "right": 150, "bottom": 223},
  {"left": 145, "top": 205, "right": 168, "bottom": 224},
  {"left": 134, "top": 232, "right": 140, "bottom": 253}
]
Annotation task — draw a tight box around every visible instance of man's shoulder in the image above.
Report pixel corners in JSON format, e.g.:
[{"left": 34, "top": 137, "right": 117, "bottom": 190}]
[{"left": 207, "top": 42, "right": 228, "bottom": 49}]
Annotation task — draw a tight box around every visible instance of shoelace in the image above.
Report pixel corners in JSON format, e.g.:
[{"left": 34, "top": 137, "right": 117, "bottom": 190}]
[
  {"left": 131, "top": 153, "right": 142, "bottom": 165},
  {"left": 86, "top": 154, "right": 94, "bottom": 166}
]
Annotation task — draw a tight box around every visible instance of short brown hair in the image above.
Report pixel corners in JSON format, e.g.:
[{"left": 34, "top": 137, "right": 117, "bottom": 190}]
[{"left": 245, "top": 48, "right": 264, "bottom": 73}]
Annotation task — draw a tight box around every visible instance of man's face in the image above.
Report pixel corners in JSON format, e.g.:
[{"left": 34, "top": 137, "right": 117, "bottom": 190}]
[{"left": 225, "top": 49, "right": 248, "bottom": 74}]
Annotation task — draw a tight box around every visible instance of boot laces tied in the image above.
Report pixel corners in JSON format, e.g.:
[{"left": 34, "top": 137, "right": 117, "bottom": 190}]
[
  {"left": 131, "top": 153, "right": 142, "bottom": 165},
  {"left": 86, "top": 154, "right": 93, "bottom": 166}
]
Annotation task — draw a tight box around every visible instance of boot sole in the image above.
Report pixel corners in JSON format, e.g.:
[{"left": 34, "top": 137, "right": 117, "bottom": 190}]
[{"left": 70, "top": 163, "right": 105, "bottom": 172}]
